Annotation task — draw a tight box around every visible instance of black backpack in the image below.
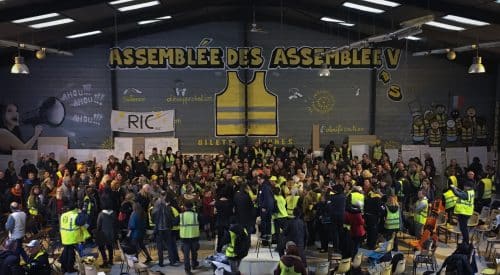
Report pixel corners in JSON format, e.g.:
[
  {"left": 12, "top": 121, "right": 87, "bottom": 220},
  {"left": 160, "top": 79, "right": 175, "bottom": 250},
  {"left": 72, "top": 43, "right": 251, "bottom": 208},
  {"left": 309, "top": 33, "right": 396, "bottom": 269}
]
[{"left": 233, "top": 226, "right": 250, "bottom": 260}]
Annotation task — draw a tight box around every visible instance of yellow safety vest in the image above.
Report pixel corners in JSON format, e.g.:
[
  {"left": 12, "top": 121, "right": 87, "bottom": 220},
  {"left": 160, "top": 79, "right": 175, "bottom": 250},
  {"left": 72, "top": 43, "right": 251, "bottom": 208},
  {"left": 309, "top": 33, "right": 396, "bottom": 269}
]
[
  {"left": 60, "top": 210, "right": 81, "bottom": 245},
  {"left": 413, "top": 124, "right": 425, "bottom": 137},
  {"left": 454, "top": 190, "right": 474, "bottom": 216},
  {"left": 165, "top": 154, "right": 175, "bottom": 166},
  {"left": 27, "top": 198, "right": 38, "bottom": 216},
  {"left": 179, "top": 210, "right": 199, "bottom": 239},
  {"left": 274, "top": 195, "right": 288, "bottom": 219},
  {"left": 385, "top": 207, "right": 400, "bottom": 230},
  {"left": 83, "top": 195, "right": 93, "bottom": 216},
  {"left": 461, "top": 127, "right": 473, "bottom": 142},
  {"left": 286, "top": 196, "right": 300, "bottom": 216},
  {"left": 481, "top": 178, "right": 493, "bottom": 199},
  {"left": 411, "top": 173, "right": 421, "bottom": 189},
  {"left": 476, "top": 125, "right": 487, "bottom": 139},
  {"left": 449, "top": 176, "right": 458, "bottom": 188},
  {"left": 395, "top": 180, "right": 404, "bottom": 197},
  {"left": 148, "top": 206, "right": 155, "bottom": 228},
  {"left": 225, "top": 228, "right": 248, "bottom": 258},
  {"left": 429, "top": 129, "right": 441, "bottom": 145},
  {"left": 279, "top": 260, "right": 302, "bottom": 275},
  {"left": 351, "top": 192, "right": 365, "bottom": 213},
  {"left": 443, "top": 190, "right": 457, "bottom": 209},
  {"left": 172, "top": 207, "right": 180, "bottom": 231},
  {"left": 373, "top": 145, "right": 383, "bottom": 160},
  {"left": 414, "top": 199, "right": 428, "bottom": 225}
]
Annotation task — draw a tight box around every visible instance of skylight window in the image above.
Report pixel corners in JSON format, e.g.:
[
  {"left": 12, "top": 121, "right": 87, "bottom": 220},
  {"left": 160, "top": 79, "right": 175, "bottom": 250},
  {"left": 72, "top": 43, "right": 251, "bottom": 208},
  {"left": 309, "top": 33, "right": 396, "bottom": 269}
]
[
  {"left": 442, "top": 15, "right": 489, "bottom": 26},
  {"left": 425, "top": 21, "right": 465, "bottom": 31},
  {"left": 66, "top": 30, "right": 102, "bottom": 39},
  {"left": 360, "top": 0, "right": 401, "bottom": 8},
  {"left": 342, "top": 2, "right": 385, "bottom": 13}
]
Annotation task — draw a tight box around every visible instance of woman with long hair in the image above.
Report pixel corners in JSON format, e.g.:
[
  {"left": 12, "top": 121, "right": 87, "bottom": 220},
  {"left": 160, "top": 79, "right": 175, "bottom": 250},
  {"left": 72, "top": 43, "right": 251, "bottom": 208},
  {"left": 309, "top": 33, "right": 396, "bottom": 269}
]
[
  {"left": 384, "top": 195, "right": 401, "bottom": 251},
  {"left": 128, "top": 202, "right": 152, "bottom": 263}
]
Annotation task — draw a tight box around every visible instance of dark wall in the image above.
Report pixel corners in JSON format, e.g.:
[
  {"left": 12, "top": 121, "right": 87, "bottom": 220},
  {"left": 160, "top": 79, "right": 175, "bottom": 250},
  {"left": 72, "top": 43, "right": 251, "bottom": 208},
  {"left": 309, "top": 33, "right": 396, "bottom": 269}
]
[
  {"left": 0, "top": 22, "right": 497, "bottom": 154},
  {"left": 0, "top": 46, "right": 112, "bottom": 151}
]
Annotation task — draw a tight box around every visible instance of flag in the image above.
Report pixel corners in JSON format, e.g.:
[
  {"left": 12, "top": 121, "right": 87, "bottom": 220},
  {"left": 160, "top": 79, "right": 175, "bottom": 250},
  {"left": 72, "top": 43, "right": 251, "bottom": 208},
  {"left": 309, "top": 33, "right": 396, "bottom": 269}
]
[{"left": 452, "top": 95, "right": 464, "bottom": 110}]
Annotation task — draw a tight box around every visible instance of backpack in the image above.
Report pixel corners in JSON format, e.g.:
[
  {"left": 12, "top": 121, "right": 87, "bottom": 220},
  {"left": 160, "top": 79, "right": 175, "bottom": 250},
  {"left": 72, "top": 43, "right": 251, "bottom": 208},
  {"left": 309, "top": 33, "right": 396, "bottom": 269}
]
[{"left": 233, "top": 227, "right": 250, "bottom": 260}]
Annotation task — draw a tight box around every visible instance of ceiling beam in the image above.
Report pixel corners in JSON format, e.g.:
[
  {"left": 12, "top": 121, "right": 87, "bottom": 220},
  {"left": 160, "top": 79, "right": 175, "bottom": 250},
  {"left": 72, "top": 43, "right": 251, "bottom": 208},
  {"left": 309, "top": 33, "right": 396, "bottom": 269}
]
[{"left": 0, "top": 0, "right": 109, "bottom": 22}]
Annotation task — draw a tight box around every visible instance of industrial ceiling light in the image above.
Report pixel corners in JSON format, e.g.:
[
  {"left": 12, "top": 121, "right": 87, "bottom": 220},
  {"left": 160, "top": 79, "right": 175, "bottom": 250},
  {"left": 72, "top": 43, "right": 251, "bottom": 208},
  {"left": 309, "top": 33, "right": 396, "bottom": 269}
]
[
  {"left": 468, "top": 49, "right": 485, "bottom": 74},
  {"left": 11, "top": 53, "right": 29, "bottom": 74},
  {"left": 35, "top": 48, "right": 46, "bottom": 59},
  {"left": 319, "top": 63, "right": 330, "bottom": 77},
  {"left": 446, "top": 50, "right": 456, "bottom": 61}
]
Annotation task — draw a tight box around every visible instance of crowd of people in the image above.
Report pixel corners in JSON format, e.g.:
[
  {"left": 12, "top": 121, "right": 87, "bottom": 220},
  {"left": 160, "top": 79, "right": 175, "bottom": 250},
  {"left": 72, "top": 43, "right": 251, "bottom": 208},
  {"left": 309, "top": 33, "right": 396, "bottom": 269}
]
[{"left": 0, "top": 139, "right": 497, "bottom": 274}]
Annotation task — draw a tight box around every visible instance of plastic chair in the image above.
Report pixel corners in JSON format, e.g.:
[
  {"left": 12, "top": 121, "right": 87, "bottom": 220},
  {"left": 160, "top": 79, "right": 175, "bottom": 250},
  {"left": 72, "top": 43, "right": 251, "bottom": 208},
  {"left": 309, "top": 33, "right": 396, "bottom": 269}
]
[
  {"left": 412, "top": 237, "right": 437, "bottom": 275},
  {"left": 393, "top": 259, "right": 406, "bottom": 275},
  {"left": 255, "top": 234, "right": 273, "bottom": 258},
  {"left": 479, "top": 207, "right": 491, "bottom": 221},
  {"left": 381, "top": 262, "right": 392, "bottom": 275},
  {"left": 333, "top": 258, "right": 351, "bottom": 275},
  {"left": 480, "top": 258, "right": 500, "bottom": 275}
]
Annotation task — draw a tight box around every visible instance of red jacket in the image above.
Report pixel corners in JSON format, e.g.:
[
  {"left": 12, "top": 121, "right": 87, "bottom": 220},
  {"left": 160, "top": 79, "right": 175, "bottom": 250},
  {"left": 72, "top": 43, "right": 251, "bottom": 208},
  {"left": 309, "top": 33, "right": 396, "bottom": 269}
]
[{"left": 344, "top": 211, "right": 366, "bottom": 238}]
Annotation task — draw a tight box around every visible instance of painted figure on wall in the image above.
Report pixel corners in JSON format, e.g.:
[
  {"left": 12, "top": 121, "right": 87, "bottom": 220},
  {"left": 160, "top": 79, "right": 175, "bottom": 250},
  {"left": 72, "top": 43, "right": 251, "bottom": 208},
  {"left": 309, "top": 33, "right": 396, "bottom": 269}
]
[
  {"left": 450, "top": 109, "right": 462, "bottom": 134},
  {"left": 461, "top": 119, "right": 474, "bottom": 145},
  {"left": 428, "top": 120, "right": 442, "bottom": 147},
  {"left": 0, "top": 104, "right": 43, "bottom": 154},
  {"left": 412, "top": 115, "right": 425, "bottom": 144},
  {"left": 434, "top": 104, "right": 447, "bottom": 132},
  {"left": 475, "top": 117, "right": 488, "bottom": 145},
  {"left": 446, "top": 119, "right": 458, "bottom": 143}
]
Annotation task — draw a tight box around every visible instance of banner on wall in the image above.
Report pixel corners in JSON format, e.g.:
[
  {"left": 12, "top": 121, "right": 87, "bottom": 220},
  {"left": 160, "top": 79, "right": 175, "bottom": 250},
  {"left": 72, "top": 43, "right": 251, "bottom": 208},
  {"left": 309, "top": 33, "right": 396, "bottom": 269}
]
[{"left": 111, "top": 110, "right": 175, "bottom": 133}]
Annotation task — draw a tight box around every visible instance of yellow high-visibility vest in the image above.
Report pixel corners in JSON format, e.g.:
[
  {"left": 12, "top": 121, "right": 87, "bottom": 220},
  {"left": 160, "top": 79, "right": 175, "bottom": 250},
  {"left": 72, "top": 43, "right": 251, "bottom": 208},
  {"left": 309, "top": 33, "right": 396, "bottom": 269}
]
[
  {"left": 179, "top": 211, "right": 199, "bottom": 239},
  {"left": 279, "top": 260, "right": 302, "bottom": 275},
  {"left": 286, "top": 195, "right": 300, "bottom": 216},
  {"left": 481, "top": 178, "right": 492, "bottom": 199},
  {"left": 449, "top": 176, "right": 458, "bottom": 188},
  {"left": 443, "top": 190, "right": 457, "bottom": 209},
  {"left": 273, "top": 195, "right": 288, "bottom": 219},
  {"left": 454, "top": 190, "right": 474, "bottom": 216},
  {"left": 385, "top": 207, "right": 400, "bottom": 230},
  {"left": 351, "top": 192, "right": 365, "bottom": 213},
  {"left": 171, "top": 207, "right": 180, "bottom": 231},
  {"left": 60, "top": 210, "right": 80, "bottom": 245},
  {"left": 414, "top": 199, "right": 428, "bottom": 225}
]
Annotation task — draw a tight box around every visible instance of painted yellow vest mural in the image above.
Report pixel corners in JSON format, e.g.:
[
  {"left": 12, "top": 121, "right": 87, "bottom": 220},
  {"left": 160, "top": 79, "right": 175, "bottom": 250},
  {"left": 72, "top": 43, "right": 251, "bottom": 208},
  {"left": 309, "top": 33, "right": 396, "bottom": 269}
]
[{"left": 215, "top": 71, "right": 277, "bottom": 136}]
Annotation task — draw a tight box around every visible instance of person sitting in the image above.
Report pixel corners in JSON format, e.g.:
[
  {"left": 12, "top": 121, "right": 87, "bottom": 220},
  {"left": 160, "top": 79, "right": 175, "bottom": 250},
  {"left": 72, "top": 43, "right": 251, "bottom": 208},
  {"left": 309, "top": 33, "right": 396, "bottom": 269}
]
[
  {"left": 24, "top": 239, "right": 50, "bottom": 275},
  {"left": 274, "top": 242, "right": 307, "bottom": 275}
]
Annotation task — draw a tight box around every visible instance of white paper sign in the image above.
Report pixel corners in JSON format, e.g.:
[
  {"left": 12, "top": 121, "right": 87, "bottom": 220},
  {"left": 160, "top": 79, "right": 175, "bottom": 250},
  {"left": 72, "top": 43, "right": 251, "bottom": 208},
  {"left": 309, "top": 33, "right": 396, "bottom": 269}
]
[
  {"left": 37, "top": 137, "right": 68, "bottom": 163},
  {"left": 12, "top": 150, "right": 38, "bottom": 173},
  {"left": 468, "top": 146, "right": 488, "bottom": 166},
  {"left": 351, "top": 144, "right": 369, "bottom": 159},
  {"left": 445, "top": 147, "right": 467, "bottom": 169},
  {"left": 111, "top": 110, "right": 175, "bottom": 133},
  {"left": 114, "top": 137, "right": 134, "bottom": 159},
  {"left": 92, "top": 149, "right": 114, "bottom": 166},
  {"left": 421, "top": 147, "right": 443, "bottom": 176},
  {"left": 401, "top": 145, "right": 425, "bottom": 164},
  {"left": 144, "top": 138, "right": 179, "bottom": 156},
  {"left": 385, "top": 149, "right": 399, "bottom": 163}
]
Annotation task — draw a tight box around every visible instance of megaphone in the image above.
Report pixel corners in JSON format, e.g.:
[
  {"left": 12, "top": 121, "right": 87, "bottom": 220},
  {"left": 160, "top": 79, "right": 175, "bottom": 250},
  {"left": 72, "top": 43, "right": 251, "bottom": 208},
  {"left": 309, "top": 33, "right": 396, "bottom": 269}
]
[{"left": 22, "top": 97, "right": 66, "bottom": 126}]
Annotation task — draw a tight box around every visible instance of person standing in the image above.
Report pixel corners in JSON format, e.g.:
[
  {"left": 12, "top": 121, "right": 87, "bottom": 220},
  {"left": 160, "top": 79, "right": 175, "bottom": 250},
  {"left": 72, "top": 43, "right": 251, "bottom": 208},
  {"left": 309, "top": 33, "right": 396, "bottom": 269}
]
[
  {"left": 413, "top": 190, "right": 428, "bottom": 238},
  {"left": 257, "top": 175, "right": 274, "bottom": 239},
  {"left": 128, "top": 202, "right": 153, "bottom": 264},
  {"left": 383, "top": 195, "right": 401, "bottom": 251},
  {"left": 5, "top": 202, "right": 27, "bottom": 261},
  {"left": 451, "top": 181, "right": 475, "bottom": 244},
  {"left": 23, "top": 240, "right": 50, "bottom": 275},
  {"left": 442, "top": 184, "right": 458, "bottom": 223},
  {"left": 179, "top": 201, "right": 200, "bottom": 275},
  {"left": 152, "top": 192, "right": 178, "bottom": 267},
  {"left": 96, "top": 202, "right": 117, "bottom": 268},
  {"left": 225, "top": 219, "right": 250, "bottom": 274},
  {"left": 282, "top": 207, "right": 308, "bottom": 266},
  {"left": 234, "top": 183, "right": 256, "bottom": 235},
  {"left": 59, "top": 202, "right": 87, "bottom": 273},
  {"left": 476, "top": 173, "right": 493, "bottom": 212},
  {"left": 344, "top": 204, "right": 365, "bottom": 258},
  {"left": 215, "top": 189, "right": 233, "bottom": 253},
  {"left": 364, "top": 188, "right": 382, "bottom": 249}
]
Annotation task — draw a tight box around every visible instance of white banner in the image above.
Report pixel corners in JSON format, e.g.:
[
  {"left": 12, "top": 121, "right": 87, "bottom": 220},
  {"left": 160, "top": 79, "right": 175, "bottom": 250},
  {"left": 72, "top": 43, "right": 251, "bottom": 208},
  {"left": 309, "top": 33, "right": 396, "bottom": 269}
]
[{"left": 111, "top": 110, "right": 174, "bottom": 133}]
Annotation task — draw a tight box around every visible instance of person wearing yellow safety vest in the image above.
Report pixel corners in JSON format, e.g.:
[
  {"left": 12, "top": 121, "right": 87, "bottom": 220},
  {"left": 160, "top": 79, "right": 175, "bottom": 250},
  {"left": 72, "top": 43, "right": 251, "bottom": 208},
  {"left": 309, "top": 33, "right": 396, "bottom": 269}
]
[
  {"left": 225, "top": 220, "right": 250, "bottom": 273},
  {"left": 285, "top": 188, "right": 301, "bottom": 217},
  {"left": 384, "top": 196, "right": 401, "bottom": 251},
  {"left": 447, "top": 168, "right": 459, "bottom": 189},
  {"left": 273, "top": 187, "right": 289, "bottom": 243},
  {"left": 476, "top": 174, "right": 493, "bottom": 212},
  {"left": 273, "top": 242, "right": 307, "bottom": 275},
  {"left": 451, "top": 181, "right": 475, "bottom": 244},
  {"left": 27, "top": 185, "right": 42, "bottom": 217},
  {"left": 180, "top": 201, "right": 200, "bottom": 275},
  {"left": 24, "top": 239, "right": 50, "bottom": 275},
  {"left": 59, "top": 201, "right": 87, "bottom": 273},
  {"left": 413, "top": 191, "right": 428, "bottom": 239},
  {"left": 348, "top": 186, "right": 365, "bottom": 213},
  {"left": 442, "top": 184, "right": 458, "bottom": 223}
]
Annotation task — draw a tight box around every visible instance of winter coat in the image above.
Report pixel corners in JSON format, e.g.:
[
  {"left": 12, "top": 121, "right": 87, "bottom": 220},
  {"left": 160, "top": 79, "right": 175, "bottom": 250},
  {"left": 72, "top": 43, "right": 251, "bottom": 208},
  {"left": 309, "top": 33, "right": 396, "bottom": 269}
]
[
  {"left": 234, "top": 190, "right": 255, "bottom": 229},
  {"left": 344, "top": 210, "right": 366, "bottom": 237},
  {"left": 128, "top": 211, "right": 146, "bottom": 240},
  {"left": 96, "top": 210, "right": 118, "bottom": 245},
  {"left": 258, "top": 181, "right": 274, "bottom": 213},
  {"left": 283, "top": 217, "right": 308, "bottom": 247}
]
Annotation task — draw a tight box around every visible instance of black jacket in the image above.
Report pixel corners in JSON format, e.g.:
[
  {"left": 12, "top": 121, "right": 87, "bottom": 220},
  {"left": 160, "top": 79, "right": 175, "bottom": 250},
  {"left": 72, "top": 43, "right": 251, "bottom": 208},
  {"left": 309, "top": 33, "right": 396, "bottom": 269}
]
[
  {"left": 26, "top": 251, "right": 51, "bottom": 275},
  {"left": 0, "top": 250, "right": 22, "bottom": 275},
  {"left": 234, "top": 190, "right": 255, "bottom": 229},
  {"left": 283, "top": 217, "right": 308, "bottom": 247}
]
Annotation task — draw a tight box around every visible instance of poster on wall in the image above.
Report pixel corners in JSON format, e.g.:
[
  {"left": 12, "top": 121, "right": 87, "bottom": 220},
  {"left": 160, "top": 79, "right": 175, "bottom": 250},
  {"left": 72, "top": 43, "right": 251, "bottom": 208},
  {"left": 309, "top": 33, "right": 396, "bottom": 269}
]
[
  {"left": 38, "top": 137, "right": 68, "bottom": 164},
  {"left": 111, "top": 110, "right": 175, "bottom": 133},
  {"left": 351, "top": 145, "right": 369, "bottom": 159},
  {"left": 12, "top": 150, "right": 38, "bottom": 173},
  {"left": 114, "top": 137, "right": 134, "bottom": 158},
  {"left": 144, "top": 138, "right": 179, "bottom": 155},
  {"left": 468, "top": 146, "right": 487, "bottom": 166},
  {"left": 421, "top": 147, "right": 443, "bottom": 176},
  {"left": 401, "top": 145, "right": 425, "bottom": 164},
  {"left": 445, "top": 147, "right": 467, "bottom": 169},
  {"left": 385, "top": 149, "right": 399, "bottom": 163}
]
